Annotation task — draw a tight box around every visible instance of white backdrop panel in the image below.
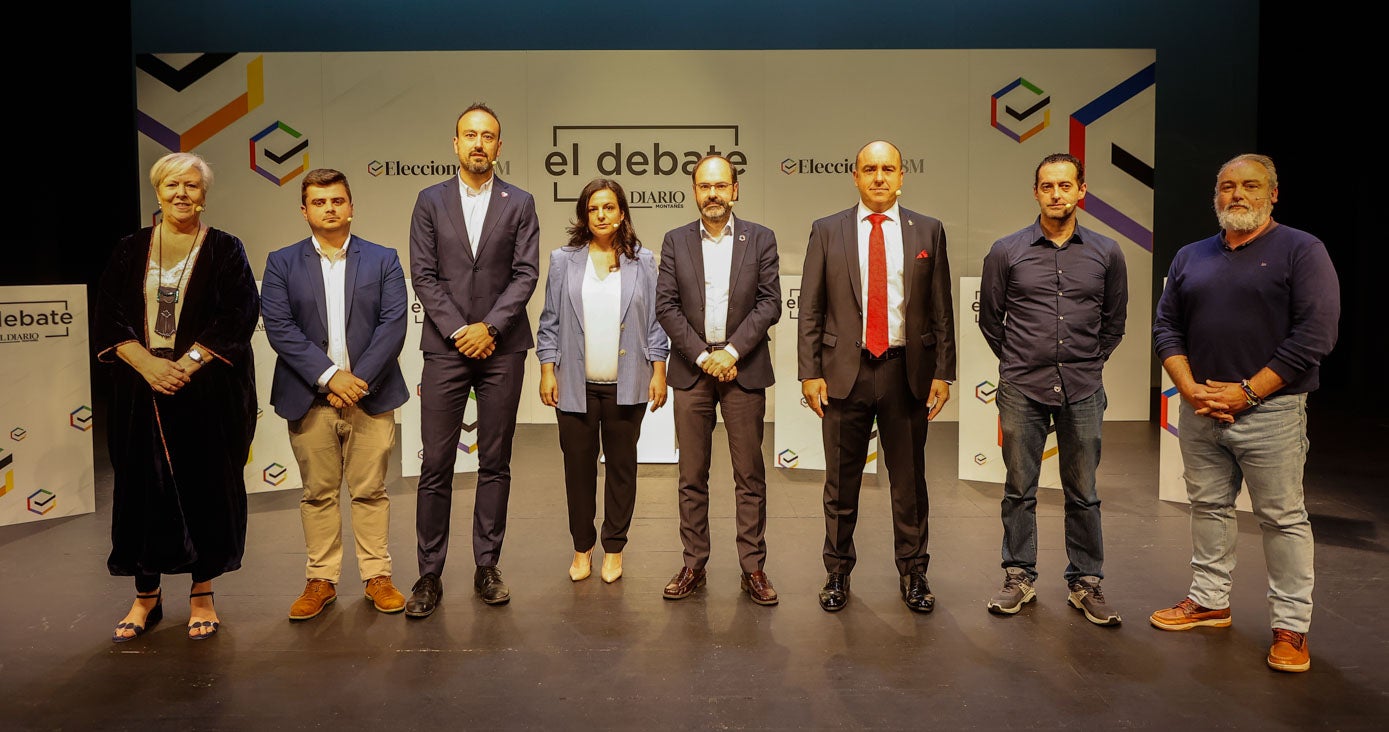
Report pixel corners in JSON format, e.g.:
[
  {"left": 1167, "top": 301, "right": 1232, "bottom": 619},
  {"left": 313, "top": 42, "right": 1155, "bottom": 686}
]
[
  {"left": 135, "top": 49, "right": 1156, "bottom": 426},
  {"left": 0, "top": 285, "right": 95, "bottom": 525}
]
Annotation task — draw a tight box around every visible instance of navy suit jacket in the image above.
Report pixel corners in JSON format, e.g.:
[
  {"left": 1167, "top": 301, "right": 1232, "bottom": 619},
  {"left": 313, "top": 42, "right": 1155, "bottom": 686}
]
[
  {"left": 262, "top": 236, "right": 409, "bottom": 421},
  {"left": 408, "top": 175, "right": 540, "bottom": 355},
  {"left": 656, "top": 217, "right": 781, "bottom": 391},
  {"left": 797, "top": 205, "right": 956, "bottom": 400}
]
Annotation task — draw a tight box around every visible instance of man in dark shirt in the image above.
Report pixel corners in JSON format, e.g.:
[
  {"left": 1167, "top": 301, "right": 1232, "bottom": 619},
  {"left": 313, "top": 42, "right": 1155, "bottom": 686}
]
[
  {"left": 1150, "top": 154, "right": 1339, "bottom": 673},
  {"left": 978, "top": 153, "right": 1127, "bottom": 625}
]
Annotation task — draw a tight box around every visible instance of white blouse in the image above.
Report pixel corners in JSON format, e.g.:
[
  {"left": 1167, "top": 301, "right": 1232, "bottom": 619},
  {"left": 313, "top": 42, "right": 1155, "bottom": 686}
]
[{"left": 581, "top": 254, "right": 622, "bottom": 383}]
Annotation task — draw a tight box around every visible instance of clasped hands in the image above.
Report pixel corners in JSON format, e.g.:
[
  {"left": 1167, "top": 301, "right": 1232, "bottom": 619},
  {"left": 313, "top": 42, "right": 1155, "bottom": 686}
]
[
  {"left": 1182, "top": 379, "right": 1250, "bottom": 424},
  {"left": 701, "top": 349, "right": 738, "bottom": 383},
  {"left": 454, "top": 322, "right": 496, "bottom": 359},
  {"left": 138, "top": 352, "right": 197, "bottom": 396},
  {"left": 326, "top": 369, "right": 370, "bottom": 409}
]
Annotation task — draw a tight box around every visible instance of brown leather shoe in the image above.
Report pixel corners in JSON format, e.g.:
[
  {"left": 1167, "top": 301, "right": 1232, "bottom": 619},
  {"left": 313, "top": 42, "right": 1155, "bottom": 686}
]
[
  {"left": 1149, "top": 597, "right": 1231, "bottom": 631},
  {"left": 740, "top": 570, "right": 779, "bottom": 606},
  {"left": 663, "top": 567, "right": 706, "bottom": 600},
  {"left": 364, "top": 575, "right": 406, "bottom": 614},
  {"left": 289, "top": 579, "right": 337, "bottom": 621},
  {"left": 1267, "top": 628, "right": 1311, "bottom": 672}
]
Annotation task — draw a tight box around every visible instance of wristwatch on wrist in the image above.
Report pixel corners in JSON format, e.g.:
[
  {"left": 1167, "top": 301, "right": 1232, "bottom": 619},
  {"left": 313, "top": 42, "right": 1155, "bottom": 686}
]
[
  {"left": 187, "top": 347, "right": 206, "bottom": 365},
  {"left": 483, "top": 322, "right": 499, "bottom": 338}
]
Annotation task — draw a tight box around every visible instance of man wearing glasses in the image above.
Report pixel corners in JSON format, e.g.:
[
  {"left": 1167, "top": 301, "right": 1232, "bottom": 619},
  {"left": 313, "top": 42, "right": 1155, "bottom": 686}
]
[{"left": 655, "top": 154, "right": 783, "bottom": 605}]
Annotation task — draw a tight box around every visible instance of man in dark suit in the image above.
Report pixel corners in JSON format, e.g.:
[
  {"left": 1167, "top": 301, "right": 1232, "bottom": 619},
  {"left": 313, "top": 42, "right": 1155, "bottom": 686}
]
[
  {"left": 406, "top": 103, "right": 540, "bottom": 616},
  {"left": 655, "top": 154, "right": 782, "bottom": 605},
  {"left": 798, "top": 140, "right": 956, "bottom": 613},
  {"left": 262, "top": 168, "right": 410, "bottom": 621}
]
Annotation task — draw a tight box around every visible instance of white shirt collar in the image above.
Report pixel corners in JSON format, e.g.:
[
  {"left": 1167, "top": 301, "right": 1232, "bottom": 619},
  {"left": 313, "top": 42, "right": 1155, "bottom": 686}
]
[
  {"left": 460, "top": 173, "right": 494, "bottom": 198},
  {"left": 857, "top": 201, "right": 901, "bottom": 223},
  {"left": 311, "top": 233, "right": 351, "bottom": 260},
  {"left": 700, "top": 214, "right": 735, "bottom": 243}
]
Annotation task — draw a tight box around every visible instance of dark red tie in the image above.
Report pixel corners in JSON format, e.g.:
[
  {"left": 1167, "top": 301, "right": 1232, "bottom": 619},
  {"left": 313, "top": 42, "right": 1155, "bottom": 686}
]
[{"left": 866, "top": 213, "right": 889, "bottom": 357}]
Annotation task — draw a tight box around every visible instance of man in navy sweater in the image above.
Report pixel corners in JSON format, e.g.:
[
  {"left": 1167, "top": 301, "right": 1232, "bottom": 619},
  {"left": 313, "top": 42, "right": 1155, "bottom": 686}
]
[{"left": 1150, "top": 154, "right": 1340, "bottom": 673}]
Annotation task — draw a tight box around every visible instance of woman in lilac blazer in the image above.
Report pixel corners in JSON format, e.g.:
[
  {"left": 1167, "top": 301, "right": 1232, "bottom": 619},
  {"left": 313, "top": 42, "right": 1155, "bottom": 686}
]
[{"left": 536, "top": 178, "right": 669, "bottom": 585}]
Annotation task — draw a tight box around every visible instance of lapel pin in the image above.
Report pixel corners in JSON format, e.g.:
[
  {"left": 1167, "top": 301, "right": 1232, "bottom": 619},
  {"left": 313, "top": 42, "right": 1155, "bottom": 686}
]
[
  {"left": 500, "top": 191, "right": 509, "bottom": 198},
  {"left": 739, "top": 234, "right": 746, "bottom": 241},
  {"left": 907, "top": 219, "right": 915, "bottom": 226}
]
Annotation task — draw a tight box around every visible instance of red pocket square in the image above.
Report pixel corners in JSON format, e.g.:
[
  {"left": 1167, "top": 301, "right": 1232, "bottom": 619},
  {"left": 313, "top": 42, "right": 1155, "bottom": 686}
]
[{"left": 915, "top": 250, "right": 929, "bottom": 259}]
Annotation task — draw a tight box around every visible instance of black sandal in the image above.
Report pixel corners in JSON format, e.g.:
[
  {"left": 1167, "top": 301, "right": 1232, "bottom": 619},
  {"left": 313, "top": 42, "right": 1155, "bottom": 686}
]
[
  {"left": 187, "top": 590, "right": 220, "bottom": 640},
  {"left": 112, "top": 590, "right": 163, "bottom": 643}
]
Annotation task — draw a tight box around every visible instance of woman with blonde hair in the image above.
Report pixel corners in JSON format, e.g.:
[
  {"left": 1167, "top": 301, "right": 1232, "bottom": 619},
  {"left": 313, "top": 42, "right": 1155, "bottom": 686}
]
[{"left": 95, "top": 151, "right": 259, "bottom": 641}]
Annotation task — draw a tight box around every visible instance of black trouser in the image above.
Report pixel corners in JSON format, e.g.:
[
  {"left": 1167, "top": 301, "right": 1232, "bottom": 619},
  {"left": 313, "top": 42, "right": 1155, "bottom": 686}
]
[{"left": 555, "top": 382, "right": 646, "bottom": 553}]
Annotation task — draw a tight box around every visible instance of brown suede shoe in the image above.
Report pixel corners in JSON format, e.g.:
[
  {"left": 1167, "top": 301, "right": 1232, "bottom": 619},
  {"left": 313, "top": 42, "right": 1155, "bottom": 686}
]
[
  {"left": 289, "top": 579, "right": 337, "bottom": 621},
  {"left": 1268, "top": 628, "right": 1310, "bottom": 672},
  {"left": 663, "top": 567, "right": 706, "bottom": 600},
  {"left": 1149, "top": 597, "right": 1231, "bottom": 631},
  {"left": 740, "top": 570, "right": 779, "bottom": 606},
  {"left": 364, "top": 576, "right": 406, "bottom": 614}
]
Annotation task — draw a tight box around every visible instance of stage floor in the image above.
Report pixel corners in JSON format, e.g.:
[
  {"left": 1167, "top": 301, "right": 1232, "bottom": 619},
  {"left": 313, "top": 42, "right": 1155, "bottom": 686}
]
[{"left": 3, "top": 410, "right": 1386, "bottom": 730}]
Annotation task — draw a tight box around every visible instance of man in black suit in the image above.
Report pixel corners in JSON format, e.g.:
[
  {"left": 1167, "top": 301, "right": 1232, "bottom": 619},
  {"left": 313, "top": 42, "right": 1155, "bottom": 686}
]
[
  {"left": 406, "top": 103, "right": 540, "bottom": 616},
  {"left": 797, "top": 140, "right": 956, "bottom": 613},
  {"left": 655, "top": 154, "right": 782, "bottom": 605}
]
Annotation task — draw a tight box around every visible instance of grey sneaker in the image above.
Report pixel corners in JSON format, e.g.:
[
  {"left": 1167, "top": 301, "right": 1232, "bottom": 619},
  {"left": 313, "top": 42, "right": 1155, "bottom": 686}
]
[
  {"left": 1068, "top": 576, "right": 1121, "bottom": 626},
  {"left": 986, "top": 567, "right": 1036, "bottom": 615}
]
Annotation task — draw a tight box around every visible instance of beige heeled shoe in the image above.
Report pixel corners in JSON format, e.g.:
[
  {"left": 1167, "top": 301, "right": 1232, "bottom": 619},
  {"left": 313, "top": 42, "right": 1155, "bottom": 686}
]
[
  {"left": 601, "top": 552, "right": 623, "bottom": 583},
  {"left": 569, "top": 548, "right": 593, "bottom": 581}
]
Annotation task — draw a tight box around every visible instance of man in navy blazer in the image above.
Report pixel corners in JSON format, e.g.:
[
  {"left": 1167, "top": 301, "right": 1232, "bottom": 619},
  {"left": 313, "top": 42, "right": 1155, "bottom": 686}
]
[
  {"left": 406, "top": 103, "right": 540, "bottom": 616},
  {"left": 262, "top": 168, "right": 410, "bottom": 621},
  {"left": 655, "top": 154, "right": 782, "bottom": 605},
  {"left": 798, "top": 141, "right": 956, "bottom": 614}
]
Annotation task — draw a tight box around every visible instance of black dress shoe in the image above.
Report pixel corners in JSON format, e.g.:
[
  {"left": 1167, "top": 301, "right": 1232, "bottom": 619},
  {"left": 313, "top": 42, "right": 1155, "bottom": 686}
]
[
  {"left": 405, "top": 573, "right": 442, "bottom": 618},
  {"left": 818, "top": 572, "right": 850, "bottom": 612},
  {"left": 900, "top": 569, "right": 935, "bottom": 613},
  {"left": 474, "top": 566, "right": 511, "bottom": 605}
]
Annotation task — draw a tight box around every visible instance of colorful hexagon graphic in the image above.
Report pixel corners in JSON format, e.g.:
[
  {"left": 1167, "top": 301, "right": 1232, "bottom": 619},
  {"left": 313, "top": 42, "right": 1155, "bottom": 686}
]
[
  {"left": 777, "top": 449, "right": 799, "bottom": 468},
  {"left": 975, "top": 380, "right": 998, "bottom": 404},
  {"left": 137, "top": 54, "right": 264, "bottom": 152},
  {"left": 10, "top": 427, "right": 26, "bottom": 441},
  {"left": 973, "top": 453, "right": 988, "bottom": 466},
  {"left": 1159, "top": 385, "right": 1180, "bottom": 437},
  {"left": 250, "top": 120, "right": 309, "bottom": 186},
  {"left": 991, "top": 78, "right": 1050, "bottom": 143},
  {"left": 262, "top": 462, "right": 288, "bottom": 486},
  {"left": 27, "top": 488, "right": 56, "bottom": 515},
  {"left": 368, "top": 160, "right": 386, "bottom": 177},
  {"left": 69, "top": 406, "right": 93, "bottom": 432}
]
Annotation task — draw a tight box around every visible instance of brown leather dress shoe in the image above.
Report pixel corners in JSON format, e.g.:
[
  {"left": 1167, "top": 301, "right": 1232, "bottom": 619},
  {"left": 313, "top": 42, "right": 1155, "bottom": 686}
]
[
  {"left": 1149, "top": 597, "right": 1232, "bottom": 631},
  {"left": 1267, "top": 628, "right": 1311, "bottom": 672},
  {"left": 663, "top": 567, "right": 706, "bottom": 600},
  {"left": 740, "top": 570, "right": 779, "bottom": 606},
  {"left": 364, "top": 575, "right": 406, "bottom": 614},
  {"left": 289, "top": 579, "right": 337, "bottom": 621}
]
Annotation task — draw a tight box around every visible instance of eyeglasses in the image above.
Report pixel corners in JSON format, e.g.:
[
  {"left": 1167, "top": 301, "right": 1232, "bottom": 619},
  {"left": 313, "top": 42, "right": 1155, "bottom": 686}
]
[{"left": 695, "top": 182, "right": 733, "bottom": 194}]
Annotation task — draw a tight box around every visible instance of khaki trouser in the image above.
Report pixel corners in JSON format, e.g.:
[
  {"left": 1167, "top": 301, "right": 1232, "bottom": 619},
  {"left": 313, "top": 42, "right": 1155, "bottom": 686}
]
[{"left": 287, "top": 403, "right": 395, "bottom": 583}]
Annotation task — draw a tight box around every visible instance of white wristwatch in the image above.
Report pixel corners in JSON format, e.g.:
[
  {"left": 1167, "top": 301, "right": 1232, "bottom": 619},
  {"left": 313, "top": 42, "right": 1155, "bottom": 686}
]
[{"left": 187, "top": 347, "right": 206, "bottom": 365}]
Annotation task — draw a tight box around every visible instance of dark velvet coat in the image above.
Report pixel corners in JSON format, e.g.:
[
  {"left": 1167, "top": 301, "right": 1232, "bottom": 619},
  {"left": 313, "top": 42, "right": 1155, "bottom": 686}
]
[{"left": 94, "top": 227, "right": 259, "bottom": 579}]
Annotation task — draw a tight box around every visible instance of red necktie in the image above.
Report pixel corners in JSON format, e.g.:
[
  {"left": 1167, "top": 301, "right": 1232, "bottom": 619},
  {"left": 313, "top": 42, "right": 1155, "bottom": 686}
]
[{"left": 866, "top": 213, "right": 889, "bottom": 357}]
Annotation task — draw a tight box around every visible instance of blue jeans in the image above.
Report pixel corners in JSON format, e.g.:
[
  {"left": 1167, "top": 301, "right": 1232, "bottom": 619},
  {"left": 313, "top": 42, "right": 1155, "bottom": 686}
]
[
  {"left": 997, "top": 380, "right": 1106, "bottom": 583},
  {"left": 1178, "top": 395, "right": 1313, "bottom": 632}
]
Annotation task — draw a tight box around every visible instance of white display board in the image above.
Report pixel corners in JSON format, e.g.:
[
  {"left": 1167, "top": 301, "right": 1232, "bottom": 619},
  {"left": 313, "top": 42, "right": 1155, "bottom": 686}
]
[
  {"left": 244, "top": 281, "right": 301, "bottom": 494},
  {"left": 956, "top": 276, "right": 1061, "bottom": 487},
  {"left": 0, "top": 285, "right": 95, "bottom": 525},
  {"left": 772, "top": 275, "right": 876, "bottom": 474}
]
